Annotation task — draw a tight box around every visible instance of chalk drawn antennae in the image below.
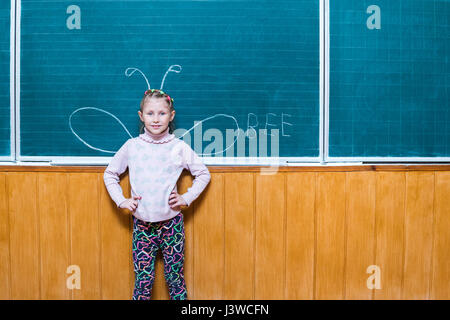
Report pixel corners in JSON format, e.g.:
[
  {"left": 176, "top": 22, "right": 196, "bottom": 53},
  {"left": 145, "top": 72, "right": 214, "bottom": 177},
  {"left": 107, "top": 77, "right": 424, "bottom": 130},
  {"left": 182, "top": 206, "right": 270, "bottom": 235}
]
[
  {"left": 69, "top": 107, "right": 133, "bottom": 154},
  {"left": 124, "top": 67, "right": 151, "bottom": 90},
  {"left": 178, "top": 113, "right": 240, "bottom": 157},
  {"left": 160, "top": 65, "right": 182, "bottom": 90}
]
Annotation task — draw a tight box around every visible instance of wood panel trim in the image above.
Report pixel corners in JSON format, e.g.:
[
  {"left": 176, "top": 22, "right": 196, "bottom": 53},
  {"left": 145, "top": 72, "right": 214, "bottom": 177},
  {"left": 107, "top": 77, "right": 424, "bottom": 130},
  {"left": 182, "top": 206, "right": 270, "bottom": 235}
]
[{"left": 1, "top": 165, "right": 450, "bottom": 173}]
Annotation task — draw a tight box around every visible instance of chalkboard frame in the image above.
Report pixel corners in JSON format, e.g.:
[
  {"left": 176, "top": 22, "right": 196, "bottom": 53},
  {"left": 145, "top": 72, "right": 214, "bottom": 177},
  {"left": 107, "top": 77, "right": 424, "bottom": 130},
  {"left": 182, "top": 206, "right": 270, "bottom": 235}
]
[
  {"left": 0, "top": 0, "right": 14, "bottom": 162},
  {"left": 14, "top": 0, "right": 323, "bottom": 166},
  {"left": 5, "top": 0, "right": 450, "bottom": 165},
  {"left": 325, "top": 0, "right": 450, "bottom": 163}
]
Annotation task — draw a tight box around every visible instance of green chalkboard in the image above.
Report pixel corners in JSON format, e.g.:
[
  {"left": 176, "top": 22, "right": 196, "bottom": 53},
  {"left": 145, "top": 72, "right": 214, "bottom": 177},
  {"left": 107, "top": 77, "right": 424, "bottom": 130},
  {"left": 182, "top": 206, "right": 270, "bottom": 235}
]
[
  {"left": 20, "top": 0, "right": 320, "bottom": 159},
  {"left": 330, "top": 0, "right": 450, "bottom": 158},
  {"left": 0, "top": 0, "right": 10, "bottom": 157}
]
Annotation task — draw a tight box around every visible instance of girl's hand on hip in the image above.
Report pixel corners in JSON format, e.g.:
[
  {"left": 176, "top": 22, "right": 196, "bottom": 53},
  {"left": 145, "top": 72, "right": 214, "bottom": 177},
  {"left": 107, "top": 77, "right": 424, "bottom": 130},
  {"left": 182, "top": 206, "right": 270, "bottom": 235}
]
[
  {"left": 169, "top": 190, "right": 188, "bottom": 211},
  {"left": 119, "top": 195, "right": 142, "bottom": 213}
]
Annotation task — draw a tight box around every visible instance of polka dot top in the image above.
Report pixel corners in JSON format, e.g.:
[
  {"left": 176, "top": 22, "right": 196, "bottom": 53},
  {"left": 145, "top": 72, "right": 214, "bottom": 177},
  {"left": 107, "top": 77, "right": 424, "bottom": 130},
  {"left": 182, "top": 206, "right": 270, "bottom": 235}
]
[{"left": 103, "top": 126, "right": 211, "bottom": 222}]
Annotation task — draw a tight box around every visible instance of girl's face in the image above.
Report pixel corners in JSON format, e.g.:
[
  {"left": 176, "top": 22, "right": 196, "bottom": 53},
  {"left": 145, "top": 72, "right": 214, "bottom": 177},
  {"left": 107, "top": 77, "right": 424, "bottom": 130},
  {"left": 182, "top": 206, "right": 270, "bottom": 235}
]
[{"left": 138, "top": 97, "right": 175, "bottom": 135}]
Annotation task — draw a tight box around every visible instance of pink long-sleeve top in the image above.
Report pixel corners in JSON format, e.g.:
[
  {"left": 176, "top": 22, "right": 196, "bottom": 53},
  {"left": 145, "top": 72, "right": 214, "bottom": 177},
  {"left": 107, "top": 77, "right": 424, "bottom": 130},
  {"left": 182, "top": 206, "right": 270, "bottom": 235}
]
[{"left": 103, "top": 126, "right": 211, "bottom": 222}]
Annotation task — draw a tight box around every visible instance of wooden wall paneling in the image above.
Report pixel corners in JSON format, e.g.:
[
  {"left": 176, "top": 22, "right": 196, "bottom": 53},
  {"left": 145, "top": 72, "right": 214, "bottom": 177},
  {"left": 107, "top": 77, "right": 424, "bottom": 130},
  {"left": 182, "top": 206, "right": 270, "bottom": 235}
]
[
  {"left": 344, "top": 171, "right": 376, "bottom": 300},
  {"left": 100, "top": 173, "right": 133, "bottom": 300},
  {"left": 432, "top": 172, "right": 450, "bottom": 299},
  {"left": 403, "top": 172, "right": 434, "bottom": 299},
  {"left": 0, "top": 173, "right": 11, "bottom": 299},
  {"left": 1, "top": 167, "right": 450, "bottom": 300},
  {"left": 8, "top": 172, "right": 40, "bottom": 299},
  {"left": 285, "top": 172, "right": 315, "bottom": 299},
  {"left": 254, "top": 172, "right": 285, "bottom": 299},
  {"left": 38, "top": 173, "right": 70, "bottom": 299},
  {"left": 69, "top": 173, "right": 101, "bottom": 299},
  {"left": 193, "top": 173, "right": 223, "bottom": 299},
  {"left": 223, "top": 172, "right": 254, "bottom": 299},
  {"left": 315, "top": 172, "right": 347, "bottom": 299},
  {"left": 373, "top": 172, "right": 406, "bottom": 300}
]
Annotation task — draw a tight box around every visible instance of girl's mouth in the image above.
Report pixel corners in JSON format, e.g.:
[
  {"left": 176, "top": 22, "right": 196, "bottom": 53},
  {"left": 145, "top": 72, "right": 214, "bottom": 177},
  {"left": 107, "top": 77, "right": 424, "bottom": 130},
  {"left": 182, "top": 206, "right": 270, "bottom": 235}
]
[{"left": 151, "top": 125, "right": 161, "bottom": 128}]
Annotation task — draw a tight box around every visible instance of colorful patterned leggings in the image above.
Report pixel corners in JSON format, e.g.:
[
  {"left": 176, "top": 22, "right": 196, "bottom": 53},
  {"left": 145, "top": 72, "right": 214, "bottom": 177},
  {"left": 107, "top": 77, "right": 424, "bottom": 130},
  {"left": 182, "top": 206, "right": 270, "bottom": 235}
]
[{"left": 132, "top": 213, "right": 187, "bottom": 300}]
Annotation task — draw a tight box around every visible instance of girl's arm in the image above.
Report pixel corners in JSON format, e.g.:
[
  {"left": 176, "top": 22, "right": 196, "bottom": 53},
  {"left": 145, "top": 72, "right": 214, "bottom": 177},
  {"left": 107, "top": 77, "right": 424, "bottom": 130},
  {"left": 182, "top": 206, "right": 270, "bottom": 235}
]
[
  {"left": 103, "top": 139, "right": 130, "bottom": 208},
  {"left": 179, "top": 142, "right": 211, "bottom": 207}
]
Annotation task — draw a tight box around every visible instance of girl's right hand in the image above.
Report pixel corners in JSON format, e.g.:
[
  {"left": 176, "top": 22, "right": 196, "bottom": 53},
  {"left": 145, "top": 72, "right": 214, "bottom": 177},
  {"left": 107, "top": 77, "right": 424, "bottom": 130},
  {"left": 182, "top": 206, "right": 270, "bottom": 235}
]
[{"left": 119, "top": 196, "right": 142, "bottom": 212}]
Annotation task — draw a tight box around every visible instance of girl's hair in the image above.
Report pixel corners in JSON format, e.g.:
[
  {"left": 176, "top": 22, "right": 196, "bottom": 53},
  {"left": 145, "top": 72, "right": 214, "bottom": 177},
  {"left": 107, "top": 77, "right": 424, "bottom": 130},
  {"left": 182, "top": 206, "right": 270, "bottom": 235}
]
[{"left": 139, "top": 89, "right": 175, "bottom": 134}]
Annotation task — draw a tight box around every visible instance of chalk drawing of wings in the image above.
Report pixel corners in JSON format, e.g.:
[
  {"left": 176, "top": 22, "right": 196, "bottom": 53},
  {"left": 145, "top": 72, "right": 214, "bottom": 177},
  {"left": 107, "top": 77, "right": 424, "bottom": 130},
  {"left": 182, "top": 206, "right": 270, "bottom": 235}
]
[{"left": 69, "top": 65, "right": 240, "bottom": 156}]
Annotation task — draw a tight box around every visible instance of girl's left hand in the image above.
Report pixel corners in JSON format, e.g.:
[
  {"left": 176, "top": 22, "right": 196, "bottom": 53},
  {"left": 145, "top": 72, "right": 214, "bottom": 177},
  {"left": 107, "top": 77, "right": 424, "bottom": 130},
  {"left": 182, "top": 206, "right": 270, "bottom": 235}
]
[{"left": 168, "top": 190, "right": 188, "bottom": 211}]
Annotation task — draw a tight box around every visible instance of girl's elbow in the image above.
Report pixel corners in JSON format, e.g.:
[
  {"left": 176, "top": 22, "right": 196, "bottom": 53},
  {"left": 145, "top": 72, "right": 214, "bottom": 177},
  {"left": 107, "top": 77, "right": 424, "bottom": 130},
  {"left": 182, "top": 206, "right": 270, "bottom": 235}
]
[{"left": 204, "top": 171, "right": 211, "bottom": 185}]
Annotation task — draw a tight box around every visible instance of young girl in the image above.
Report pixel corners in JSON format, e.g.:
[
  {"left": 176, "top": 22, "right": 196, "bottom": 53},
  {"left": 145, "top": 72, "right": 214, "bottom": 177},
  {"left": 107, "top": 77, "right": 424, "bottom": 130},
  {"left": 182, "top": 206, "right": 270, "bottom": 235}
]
[{"left": 103, "top": 89, "right": 211, "bottom": 300}]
